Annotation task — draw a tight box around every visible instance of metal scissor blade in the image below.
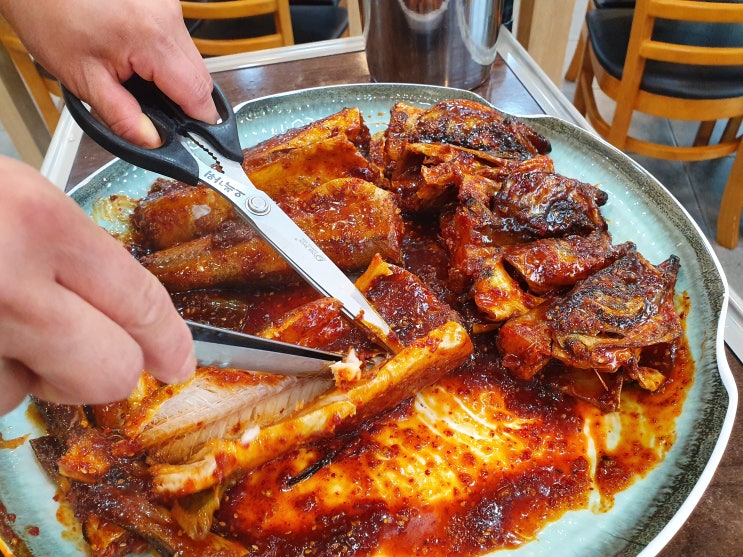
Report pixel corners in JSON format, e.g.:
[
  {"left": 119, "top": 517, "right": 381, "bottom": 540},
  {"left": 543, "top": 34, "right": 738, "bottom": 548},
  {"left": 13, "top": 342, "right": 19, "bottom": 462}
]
[
  {"left": 188, "top": 144, "right": 401, "bottom": 353},
  {"left": 188, "top": 321, "right": 340, "bottom": 376}
]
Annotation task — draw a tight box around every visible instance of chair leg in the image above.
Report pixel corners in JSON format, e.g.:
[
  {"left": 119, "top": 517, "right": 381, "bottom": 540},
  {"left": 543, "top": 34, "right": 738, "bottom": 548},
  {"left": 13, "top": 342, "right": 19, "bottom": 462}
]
[
  {"left": 573, "top": 69, "right": 588, "bottom": 115},
  {"left": 716, "top": 140, "right": 743, "bottom": 249},
  {"left": 564, "top": 24, "right": 588, "bottom": 82},
  {"left": 572, "top": 34, "right": 595, "bottom": 116}
]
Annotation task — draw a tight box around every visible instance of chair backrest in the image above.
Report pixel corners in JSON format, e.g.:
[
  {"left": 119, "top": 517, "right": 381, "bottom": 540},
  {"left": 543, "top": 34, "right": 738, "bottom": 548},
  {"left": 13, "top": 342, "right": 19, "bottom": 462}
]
[
  {"left": 180, "top": 0, "right": 294, "bottom": 56},
  {"left": 613, "top": 0, "right": 743, "bottom": 130},
  {"left": 0, "top": 15, "right": 62, "bottom": 134},
  {"left": 627, "top": 0, "right": 743, "bottom": 67}
]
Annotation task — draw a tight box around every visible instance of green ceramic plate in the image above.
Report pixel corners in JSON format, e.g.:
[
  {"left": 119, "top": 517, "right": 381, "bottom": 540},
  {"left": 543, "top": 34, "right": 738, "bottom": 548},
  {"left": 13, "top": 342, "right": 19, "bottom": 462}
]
[{"left": 0, "top": 84, "right": 735, "bottom": 557}]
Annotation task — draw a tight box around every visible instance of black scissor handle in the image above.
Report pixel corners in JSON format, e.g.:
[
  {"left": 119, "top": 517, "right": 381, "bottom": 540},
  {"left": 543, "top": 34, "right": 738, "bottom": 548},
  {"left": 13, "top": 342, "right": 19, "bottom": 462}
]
[{"left": 62, "top": 75, "right": 243, "bottom": 185}]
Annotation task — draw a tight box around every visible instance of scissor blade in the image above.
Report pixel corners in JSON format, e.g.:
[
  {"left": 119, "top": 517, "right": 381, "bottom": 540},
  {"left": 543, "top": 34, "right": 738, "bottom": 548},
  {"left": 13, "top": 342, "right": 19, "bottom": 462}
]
[
  {"left": 188, "top": 321, "right": 339, "bottom": 376},
  {"left": 190, "top": 150, "right": 399, "bottom": 353},
  {"left": 194, "top": 340, "right": 336, "bottom": 376}
]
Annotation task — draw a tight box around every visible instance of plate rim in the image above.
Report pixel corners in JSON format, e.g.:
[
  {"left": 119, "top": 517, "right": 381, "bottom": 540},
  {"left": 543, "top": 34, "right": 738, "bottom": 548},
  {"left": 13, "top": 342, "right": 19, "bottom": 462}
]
[{"left": 5, "top": 82, "right": 738, "bottom": 557}]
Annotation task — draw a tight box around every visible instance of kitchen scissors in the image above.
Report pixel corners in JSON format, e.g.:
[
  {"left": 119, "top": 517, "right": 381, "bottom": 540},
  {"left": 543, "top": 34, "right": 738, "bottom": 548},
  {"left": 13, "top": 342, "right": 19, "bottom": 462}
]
[{"left": 61, "top": 75, "right": 399, "bottom": 354}]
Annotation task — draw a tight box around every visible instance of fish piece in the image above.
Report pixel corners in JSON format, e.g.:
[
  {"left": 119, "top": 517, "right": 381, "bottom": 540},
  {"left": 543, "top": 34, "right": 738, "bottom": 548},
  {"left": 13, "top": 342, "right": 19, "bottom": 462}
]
[
  {"left": 498, "top": 251, "right": 682, "bottom": 389},
  {"left": 256, "top": 297, "right": 382, "bottom": 359},
  {"left": 57, "top": 426, "right": 120, "bottom": 483},
  {"left": 245, "top": 133, "right": 387, "bottom": 199},
  {"left": 242, "top": 107, "right": 372, "bottom": 169},
  {"left": 490, "top": 171, "right": 609, "bottom": 239},
  {"left": 379, "top": 100, "right": 551, "bottom": 178},
  {"left": 500, "top": 232, "right": 634, "bottom": 295},
  {"left": 441, "top": 170, "right": 610, "bottom": 258},
  {"left": 548, "top": 252, "right": 682, "bottom": 373},
  {"left": 440, "top": 197, "right": 506, "bottom": 256},
  {"left": 140, "top": 177, "right": 404, "bottom": 292},
  {"left": 276, "top": 177, "right": 404, "bottom": 269},
  {"left": 458, "top": 246, "right": 544, "bottom": 322},
  {"left": 150, "top": 321, "right": 473, "bottom": 496},
  {"left": 131, "top": 178, "right": 236, "bottom": 250},
  {"left": 450, "top": 232, "right": 634, "bottom": 322},
  {"left": 257, "top": 253, "right": 463, "bottom": 357},
  {"left": 389, "top": 142, "right": 555, "bottom": 213},
  {"left": 132, "top": 136, "right": 387, "bottom": 250},
  {"left": 173, "top": 284, "right": 322, "bottom": 335},
  {"left": 120, "top": 368, "right": 333, "bottom": 464},
  {"left": 406, "top": 99, "right": 552, "bottom": 156},
  {"left": 497, "top": 303, "right": 554, "bottom": 379},
  {"left": 31, "top": 403, "right": 248, "bottom": 556},
  {"left": 83, "top": 515, "right": 150, "bottom": 557},
  {"left": 357, "top": 254, "right": 464, "bottom": 346},
  {"left": 456, "top": 155, "right": 555, "bottom": 203},
  {"left": 69, "top": 482, "right": 248, "bottom": 557},
  {"left": 140, "top": 220, "right": 291, "bottom": 291}
]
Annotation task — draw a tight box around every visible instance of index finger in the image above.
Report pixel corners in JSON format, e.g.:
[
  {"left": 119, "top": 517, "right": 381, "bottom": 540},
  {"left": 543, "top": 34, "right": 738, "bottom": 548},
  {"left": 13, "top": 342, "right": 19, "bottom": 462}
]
[{"left": 47, "top": 193, "right": 197, "bottom": 384}]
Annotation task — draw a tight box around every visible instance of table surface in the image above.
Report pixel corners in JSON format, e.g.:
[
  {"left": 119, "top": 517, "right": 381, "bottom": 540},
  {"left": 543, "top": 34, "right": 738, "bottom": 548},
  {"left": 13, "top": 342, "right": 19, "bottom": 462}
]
[{"left": 42, "top": 30, "right": 743, "bottom": 557}]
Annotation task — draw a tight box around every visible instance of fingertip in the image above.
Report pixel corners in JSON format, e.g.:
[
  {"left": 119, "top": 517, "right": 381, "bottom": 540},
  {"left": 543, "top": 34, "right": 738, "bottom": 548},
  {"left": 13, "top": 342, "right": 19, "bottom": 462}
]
[
  {"left": 156, "top": 66, "right": 218, "bottom": 125},
  {"left": 164, "top": 323, "right": 197, "bottom": 385},
  {"left": 185, "top": 84, "right": 219, "bottom": 125},
  {"left": 144, "top": 318, "right": 197, "bottom": 385},
  {"left": 149, "top": 349, "right": 196, "bottom": 386},
  {"left": 174, "top": 346, "right": 197, "bottom": 384}
]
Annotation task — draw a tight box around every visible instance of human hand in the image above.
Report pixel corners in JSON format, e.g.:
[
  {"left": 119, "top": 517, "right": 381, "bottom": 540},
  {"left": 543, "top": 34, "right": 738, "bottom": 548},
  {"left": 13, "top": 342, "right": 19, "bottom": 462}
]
[
  {"left": 0, "top": 0, "right": 218, "bottom": 148},
  {"left": 0, "top": 156, "right": 196, "bottom": 414}
]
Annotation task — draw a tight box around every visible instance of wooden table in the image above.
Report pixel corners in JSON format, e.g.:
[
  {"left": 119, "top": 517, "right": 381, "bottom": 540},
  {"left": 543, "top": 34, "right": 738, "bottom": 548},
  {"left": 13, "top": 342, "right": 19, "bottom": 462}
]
[{"left": 42, "top": 29, "right": 743, "bottom": 557}]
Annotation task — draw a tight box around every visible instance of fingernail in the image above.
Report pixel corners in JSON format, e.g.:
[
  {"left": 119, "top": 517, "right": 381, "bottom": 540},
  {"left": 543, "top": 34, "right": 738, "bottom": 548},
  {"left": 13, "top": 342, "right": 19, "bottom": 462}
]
[{"left": 139, "top": 114, "right": 161, "bottom": 148}]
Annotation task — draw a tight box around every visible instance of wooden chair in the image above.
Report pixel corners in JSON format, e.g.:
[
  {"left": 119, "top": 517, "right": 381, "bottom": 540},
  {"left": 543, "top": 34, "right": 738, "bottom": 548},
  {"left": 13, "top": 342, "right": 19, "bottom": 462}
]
[
  {"left": 180, "top": 0, "right": 295, "bottom": 56},
  {"left": 572, "top": 0, "right": 743, "bottom": 248},
  {"left": 0, "top": 15, "right": 62, "bottom": 134}
]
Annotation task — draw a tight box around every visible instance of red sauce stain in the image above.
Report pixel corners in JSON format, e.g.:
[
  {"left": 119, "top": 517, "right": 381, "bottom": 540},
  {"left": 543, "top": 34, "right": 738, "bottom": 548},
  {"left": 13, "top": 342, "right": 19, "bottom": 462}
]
[
  {"left": 214, "top": 333, "right": 694, "bottom": 556},
  {"left": 0, "top": 433, "right": 28, "bottom": 451}
]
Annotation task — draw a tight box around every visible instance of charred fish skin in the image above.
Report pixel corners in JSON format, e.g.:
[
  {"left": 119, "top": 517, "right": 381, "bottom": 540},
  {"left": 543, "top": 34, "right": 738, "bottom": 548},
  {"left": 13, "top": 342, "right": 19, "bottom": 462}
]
[{"left": 498, "top": 251, "right": 682, "bottom": 390}]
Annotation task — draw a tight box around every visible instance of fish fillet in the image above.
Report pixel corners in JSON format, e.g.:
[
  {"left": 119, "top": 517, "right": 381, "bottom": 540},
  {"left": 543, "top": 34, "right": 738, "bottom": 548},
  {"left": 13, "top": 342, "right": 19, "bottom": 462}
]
[{"left": 150, "top": 321, "right": 473, "bottom": 496}]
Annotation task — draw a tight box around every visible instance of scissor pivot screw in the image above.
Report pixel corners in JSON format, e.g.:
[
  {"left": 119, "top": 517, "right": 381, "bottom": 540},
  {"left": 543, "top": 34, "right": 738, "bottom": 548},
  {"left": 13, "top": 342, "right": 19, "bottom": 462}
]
[{"left": 247, "top": 196, "right": 271, "bottom": 215}]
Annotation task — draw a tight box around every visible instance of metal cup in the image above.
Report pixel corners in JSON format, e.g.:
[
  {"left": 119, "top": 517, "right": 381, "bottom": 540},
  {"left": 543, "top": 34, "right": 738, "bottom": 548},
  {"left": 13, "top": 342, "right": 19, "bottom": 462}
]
[{"left": 363, "top": 0, "right": 502, "bottom": 90}]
